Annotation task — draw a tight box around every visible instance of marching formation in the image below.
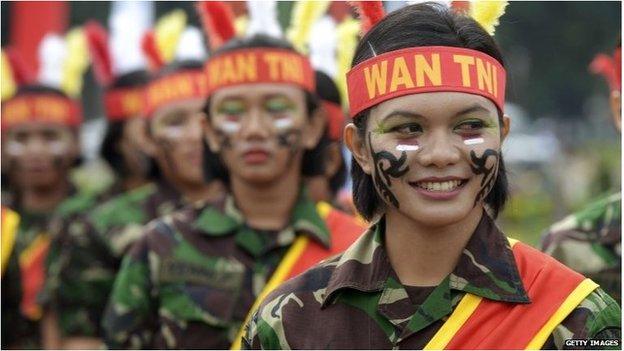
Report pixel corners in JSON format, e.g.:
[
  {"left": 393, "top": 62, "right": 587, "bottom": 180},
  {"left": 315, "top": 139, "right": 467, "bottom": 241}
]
[{"left": 0, "top": 1, "right": 621, "bottom": 350}]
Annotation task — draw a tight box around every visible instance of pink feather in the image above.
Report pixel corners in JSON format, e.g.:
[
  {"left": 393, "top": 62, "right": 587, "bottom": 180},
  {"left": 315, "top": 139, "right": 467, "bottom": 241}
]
[
  {"left": 5, "top": 47, "right": 35, "bottom": 86},
  {"left": 141, "top": 31, "right": 165, "bottom": 72}
]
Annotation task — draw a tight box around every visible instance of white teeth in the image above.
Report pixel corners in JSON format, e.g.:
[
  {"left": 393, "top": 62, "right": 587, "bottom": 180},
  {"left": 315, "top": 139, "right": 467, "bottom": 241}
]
[{"left": 416, "top": 180, "right": 463, "bottom": 192}]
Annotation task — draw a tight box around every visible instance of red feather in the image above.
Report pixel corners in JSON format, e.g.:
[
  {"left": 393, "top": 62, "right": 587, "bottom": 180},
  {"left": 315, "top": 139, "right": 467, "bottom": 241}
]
[
  {"left": 451, "top": 1, "right": 471, "bottom": 14},
  {"left": 351, "top": 1, "right": 385, "bottom": 34},
  {"left": 84, "top": 20, "right": 114, "bottom": 86},
  {"left": 141, "top": 31, "right": 165, "bottom": 72},
  {"left": 196, "top": 1, "right": 236, "bottom": 51},
  {"left": 5, "top": 47, "right": 35, "bottom": 85},
  {"left": 590, "top": 52, "right": 621, "bottom": 92}
]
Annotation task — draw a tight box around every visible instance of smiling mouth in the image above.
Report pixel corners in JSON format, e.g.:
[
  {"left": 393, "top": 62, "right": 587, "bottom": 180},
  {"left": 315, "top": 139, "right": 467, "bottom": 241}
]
[{"left": 410, "top": 179, "right": 468, "bottom": 192}]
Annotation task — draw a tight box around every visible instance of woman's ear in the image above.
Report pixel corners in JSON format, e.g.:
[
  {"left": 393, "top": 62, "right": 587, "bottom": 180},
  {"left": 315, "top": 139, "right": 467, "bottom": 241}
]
[
  {"left": 137, "top": 122, "right": 159, "bottom": 158},
  {"left": 302, "top": 107, "right": 327, "bottom": 150},
  {"left": 501, "top": 115, "right": 511, "bottom": 143},
  {"left": 344, "top": 123, "right": 373, "bottom": 175}
]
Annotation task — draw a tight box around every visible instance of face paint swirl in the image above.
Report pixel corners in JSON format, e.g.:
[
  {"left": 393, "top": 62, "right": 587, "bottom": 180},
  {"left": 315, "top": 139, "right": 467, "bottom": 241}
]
[{"left": 368, "top": 132, "right": 410, "bottom": 209}]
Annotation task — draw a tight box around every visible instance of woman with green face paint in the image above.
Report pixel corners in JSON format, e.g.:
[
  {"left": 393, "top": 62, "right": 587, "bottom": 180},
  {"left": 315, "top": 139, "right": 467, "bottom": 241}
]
[
  {"left": 101, "top": 3, "right": 365, "bottom": 348},
  {"left": 243, "top": 3, "right": 620, "bottom": 350}
]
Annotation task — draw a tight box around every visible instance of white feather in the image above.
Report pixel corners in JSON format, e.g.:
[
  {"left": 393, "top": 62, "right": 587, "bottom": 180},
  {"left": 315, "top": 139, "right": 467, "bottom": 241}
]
[
  {"left": 309, "top": 16, "right": 337, "bottom": 77},
  {"left": 175, "top": 26, "right": 207, "bottom": 62},
  {"left": 246, "top": 1, "right": 282, "bottom": 38},
  {"left": 38, "top": 34, "right": 67, "bottom": 89},
  {"left": 109, "top": 1, "right": 154, "bottom": 75}
]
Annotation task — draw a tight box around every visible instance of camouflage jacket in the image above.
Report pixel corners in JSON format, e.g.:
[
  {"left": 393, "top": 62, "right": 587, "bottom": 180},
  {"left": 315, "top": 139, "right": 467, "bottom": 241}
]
[
  {"left": 542, "top": 192, "right": 621, "bottom": 304},
  {"left": 243, "top": 213, "right": 621, "bottom": 350},
  {"left": 41, "top": 181, "right": 184, "bottom": 338},
  {"left": 1, "top": 188, "right": 98, "bottom": 349},
  {"left": 101, "top": 188, "right": 353, "bottom": 349}
]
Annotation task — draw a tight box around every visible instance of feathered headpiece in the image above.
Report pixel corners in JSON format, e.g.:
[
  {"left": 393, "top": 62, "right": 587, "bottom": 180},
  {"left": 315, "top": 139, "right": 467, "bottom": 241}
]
[
  {"left": 84, "top": 21, "right": 114, "bottom": 86},
  {"left": 141, "top": 30, "right": 165, "bottom": 71},
  {"left": 245, "top": 1, "right": 282, "bottom": 38},
  {"left": 590, "top": 46, "right": 622, "bottom": 92},
  {"left": 197, "top": 1, "right": 236, "bottom": 51},
  {"left": 287, "top": 1, "right": 330, "bottom": 53},
  {"left": 154, "top": 9, "right": 187, "bottom": 63},
  {"left": 1, "top": 48, "right": 35, "bottom": 101},
  {"left": 351, "top": 1, "right": 385, "bottom": 35}
]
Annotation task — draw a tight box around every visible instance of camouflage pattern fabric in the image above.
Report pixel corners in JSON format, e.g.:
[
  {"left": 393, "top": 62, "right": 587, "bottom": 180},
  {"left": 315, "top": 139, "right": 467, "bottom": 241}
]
[
  {"left": 542, "top": 192, "right": 621, "bottom": 305},
  {"left": 243, "top": 213, "right": 621, "bottom": 350},
  {"left": 41, "top": 181, "right": 184, "bottom": 339},
  {"left": 101, "top": 188, "right": 351, "bottom": 349},
  {"left": 1, "top": 188, "right": 98, "bottom": 349}
]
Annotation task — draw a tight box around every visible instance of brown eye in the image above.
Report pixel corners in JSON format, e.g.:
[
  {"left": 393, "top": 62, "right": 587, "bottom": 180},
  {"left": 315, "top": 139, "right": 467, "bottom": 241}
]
[
  {"left": 455, "top": 120, "right": 485, "bottom": 132},
  {"left": 391, "top": 123, "right": 423, "bottom": 136}
]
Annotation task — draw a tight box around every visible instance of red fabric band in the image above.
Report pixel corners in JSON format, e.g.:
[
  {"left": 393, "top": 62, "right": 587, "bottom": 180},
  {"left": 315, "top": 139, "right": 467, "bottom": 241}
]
[
  {"left": 143, "top": 70, "right": 207, "bottom": 117},
  {"left": 322, "top": 101, "right": 345, "bottom": 141},
  {"left": 204, "top": 48, "right": 315, "bottom": 96},
  {"left": 346, "top": 46, "right": 506, "bottom": 117},
  {"left": 1, "top": 94, "right": 82, "bottom": 130},
  {"left": 104, "top": 87, "right": 145, "bottom": 121}
]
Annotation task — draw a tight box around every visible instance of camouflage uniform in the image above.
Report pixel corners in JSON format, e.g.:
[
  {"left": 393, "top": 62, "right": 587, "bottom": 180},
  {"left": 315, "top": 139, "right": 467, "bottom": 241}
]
[
  {"left": 1, "top": 189, "right": 97, "bottom": 349},
  {"left": 542, "top": 192, "right": 621, "bottom": 305},
  {"left": 102, "top": 188, "right": 359, "bottom": 349},
  {"left": 41, "top": 181, "right": 184, "bottom": 339},
  {"left": 243, "top": 214, "right": 621, "bottom": 350}
]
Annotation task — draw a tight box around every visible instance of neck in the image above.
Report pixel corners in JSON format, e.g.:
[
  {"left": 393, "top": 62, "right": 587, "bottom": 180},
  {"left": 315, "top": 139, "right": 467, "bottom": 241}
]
[
  {"left": 20, "top": 181, "right": 71, "bottom": 213},
  {"left": 122, "top": 174, "right": 149, "bottom": 192},
  {"left": 174, "top": 179, "right": 225, "bottom": 204},
  {"left": 384, "top": 205, "right": 484, "bottom": 287},
  {"left": 231, "top": 165, "right": 302, "bottom": 230}
]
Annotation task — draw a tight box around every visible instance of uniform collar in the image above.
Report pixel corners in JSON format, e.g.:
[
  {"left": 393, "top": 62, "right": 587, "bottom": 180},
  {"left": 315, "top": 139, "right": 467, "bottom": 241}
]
[
  {"left": 322, "top": 212, "right": 530, "bottom": 307},
  {"left": 193, "top": 186, "right": 331, "bottom": 257}
]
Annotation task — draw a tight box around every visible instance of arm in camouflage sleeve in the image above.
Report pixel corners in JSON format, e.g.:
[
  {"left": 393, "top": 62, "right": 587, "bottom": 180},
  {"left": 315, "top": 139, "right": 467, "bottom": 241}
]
[
  {"left": 241, "top": 310, "right": 263, "bottom": 350},
  {"left": 102, "top": 235, "right": 157, "bottom": 349},
  {"left": 544, "top": 288, "right": 621, "bottom": 349}
]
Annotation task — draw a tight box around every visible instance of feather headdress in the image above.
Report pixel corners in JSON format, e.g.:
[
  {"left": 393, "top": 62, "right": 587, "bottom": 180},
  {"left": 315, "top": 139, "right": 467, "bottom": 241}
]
[
  {"left": 196, "top": 1, "right": 236, "bottom": 51},
  {"left": 288, "top": 1, "right": 330, "bottom": 53},
  {"left": 154, "top": 9, "right": 187, "bottom": 63},
  {"left": 84, "top": 21, "right": 114, "bottom": 85},
  {"left": 590, "top": 47, "right": 622, "bottom": 92},
  {"left": 469, "top": 1, "right": 508, "bottom": 36},
  {"left": 351, "top": 1, "right": 385, "bottom": 35},
  {"left": 141, "top": 30, "right": 165, "bottom": 71},
  {"left": 246, "top": 1, "right": 282, "bottom": 38}
]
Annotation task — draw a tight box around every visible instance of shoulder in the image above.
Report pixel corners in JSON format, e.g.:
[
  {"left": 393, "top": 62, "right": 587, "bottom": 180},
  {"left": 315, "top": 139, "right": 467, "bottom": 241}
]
[
  {"left": 550, "top": 287, "right": 621, "bottom": 347},
  {"left": 88, "top": 184, "right": 158, "bottom": 231}
]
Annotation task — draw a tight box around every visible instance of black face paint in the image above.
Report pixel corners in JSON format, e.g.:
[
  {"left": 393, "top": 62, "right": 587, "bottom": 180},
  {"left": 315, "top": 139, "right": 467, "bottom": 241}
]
[
  {"left": 214, "top": 130, "right": 233, "bottom": 149},
  {"left": 368, "top": 132, "right": 410, "bottom": 209},
  {"left": 276, "top": 129, "right": 302, "bottom": 169},
  {"left": 469, "top": 149, "right": 499, "bottom": 206},
  {"left": 52, "top": 156, "right": 65, "bottom": 170},
  {"left": 156, "top": 137, "right": 179, "bottom": 173}
]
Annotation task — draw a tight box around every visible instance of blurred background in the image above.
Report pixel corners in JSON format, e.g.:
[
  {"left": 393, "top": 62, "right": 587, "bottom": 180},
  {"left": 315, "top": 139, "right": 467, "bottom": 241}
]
[{"left": 1, "top": 1, "right": 621, "bottom": 246}]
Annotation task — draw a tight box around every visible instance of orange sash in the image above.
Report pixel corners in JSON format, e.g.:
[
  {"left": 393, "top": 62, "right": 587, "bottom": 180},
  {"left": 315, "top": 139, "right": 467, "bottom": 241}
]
[
  {"left": 19, "top": 233, "right": 51, "bottom": 320},
  {"left": 425, "top": 238, "right": 598, "bottom": 350},
  {"left": 230, "top": 202, "right": 364, "bottom": 349}
]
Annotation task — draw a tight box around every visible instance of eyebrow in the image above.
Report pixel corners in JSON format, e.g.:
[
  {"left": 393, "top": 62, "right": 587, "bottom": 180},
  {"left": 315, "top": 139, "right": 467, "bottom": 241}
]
[{"left": 453, "top": 104, "right": 493, "bottom": 118}]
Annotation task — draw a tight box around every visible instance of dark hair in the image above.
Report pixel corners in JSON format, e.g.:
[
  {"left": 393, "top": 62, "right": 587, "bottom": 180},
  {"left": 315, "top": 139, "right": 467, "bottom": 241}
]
[
  {"left": 202, "top": 34, "right": 327, "bottom": 184},
  {"left": 99, "top": 70, "right": 160, "bottom": 180},
  {"left": 351, "top": 3, "right": 509, "bottom": 221},
  {"left": 314, "top": 70, "right": 347, "bottom": 195}
]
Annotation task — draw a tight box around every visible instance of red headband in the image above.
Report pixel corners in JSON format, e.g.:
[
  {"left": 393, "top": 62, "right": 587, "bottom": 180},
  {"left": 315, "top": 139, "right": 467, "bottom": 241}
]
[
  {"left": 143, "top": 70, "right": 208, "bottom": 117},
  {"left": 104, "top": 87, "right": 145, "bottom": 121},
  {"left": 204, "top": 48, "right": 315, "bottom": 96},
  {"left": 1, "top": 94, "right": 82, "bottom": 131},
  {"left": 347, "top": 46, "right": 506, "bottom": 118}
]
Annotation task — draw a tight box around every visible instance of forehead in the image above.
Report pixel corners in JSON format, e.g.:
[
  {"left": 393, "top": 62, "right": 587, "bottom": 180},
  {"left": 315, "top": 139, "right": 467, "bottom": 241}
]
[
  {"left": 151, "top": 98, "right": 205, "bottom": 122},
  {"left": 5, "top": 122, "right": 73, "bottom": 136},
  {"left": 370, "top": 92, "right": 499, "bottom": 121},
  {"left": 210, "top": 83, "right": 306, "bottom": 104}
]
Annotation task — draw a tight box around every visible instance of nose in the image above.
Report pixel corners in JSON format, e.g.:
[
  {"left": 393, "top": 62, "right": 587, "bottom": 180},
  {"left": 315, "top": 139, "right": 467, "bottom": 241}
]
[
  {"left": 239, "top": 107, "right": 270, "bottom": 140},
  {"left": 24, "top": 136, "right": 47, "bottom": 155},
  {"left": 185, "top": 115, "right": 204, "bottom": 142},
  {"left": 416, "top": 131, "right": 461, "bottom": 168}
]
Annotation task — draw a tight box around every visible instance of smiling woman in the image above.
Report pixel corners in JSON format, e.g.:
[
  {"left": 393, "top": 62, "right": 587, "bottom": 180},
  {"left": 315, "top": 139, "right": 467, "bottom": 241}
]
[{"left": 243, "top": 3, "right": 620, "bottom": 350}]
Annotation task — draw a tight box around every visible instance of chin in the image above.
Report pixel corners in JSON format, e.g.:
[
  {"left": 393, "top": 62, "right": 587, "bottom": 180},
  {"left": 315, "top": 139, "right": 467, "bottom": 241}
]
[{"left": 399, "top": 202, "right": 476, "bottom": 228}]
